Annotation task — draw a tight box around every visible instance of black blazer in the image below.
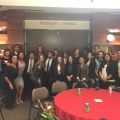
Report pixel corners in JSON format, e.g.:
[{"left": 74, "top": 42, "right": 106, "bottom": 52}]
[
  {"left": 33, "top": 62, "right": 46, "bottom": 86},
  {"left": 45, "top": 58, "right": 55, "bottom": 82},
  {"left": 77, "top": 63, "right": 89, "bottom": 80},
  {"left": 99, "top": 61, "right": 113, "bottom": 78},
  {"left": 86, "top": 59, "right": 96, "bottom": 79},
  {"left": 53, "top": 62, "right": 65, "bottom": 81},
  {"left": 112, "top": 60, "right": 119, "bottom": 80},
  {"left": 65, "top": 62, "right": 76, "bottom": 82},
  {"left": 24, "top": 58, "right": 37, "bottom": 73}
]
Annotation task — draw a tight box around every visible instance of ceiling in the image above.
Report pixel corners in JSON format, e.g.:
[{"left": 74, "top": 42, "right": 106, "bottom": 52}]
[
  {"left": 0, "top": 0, "right": 120, "bottom": 14},
  {"left": 1, "top": 6, "right": 120, "bottom": 14},
  {"left": 0, "top": 0, "right": 120, "bottom": 20},
  {"left": 0, "top": 6, "right": 120, "bottom": 21}
]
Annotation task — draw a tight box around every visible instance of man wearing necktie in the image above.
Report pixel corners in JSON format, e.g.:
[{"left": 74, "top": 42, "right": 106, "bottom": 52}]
[
  {"left": 46, "top": 59, "right": 50, "bottom": 72},
  {"left": 117, "top": 51, "right": 120, "bottom": 86},
  {"left": 23, "top": 51, "right": 36, "bottom": 100},
  {"left": 29, "top": 59, "right": 33, "bottom": 73},
  {"left": 45, "top": 51, "right": 54, "bottom": 95},
  {"left": 112, "top": 51, "right": 120, "bottom": 86}
]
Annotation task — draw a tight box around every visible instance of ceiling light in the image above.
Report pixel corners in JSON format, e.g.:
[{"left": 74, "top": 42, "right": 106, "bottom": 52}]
[
  {"left": 107, "top": 34, "right": 115, "bottom": 42},
  {"left": 2, "top": 26, "right": 7, "bottom": 29},
  {"left": 0, "top": 26, "right": 7, "bottom": 31},
  {"left": 90, "top": 0, "right": 94, "bottom": 3},
  {"left": 109, "top": 29, "right": 120, "bottom": 33}
]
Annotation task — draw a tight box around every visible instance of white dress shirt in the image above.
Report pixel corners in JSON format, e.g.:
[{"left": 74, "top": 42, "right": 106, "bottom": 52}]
[
  {"left": 27, "top": 59, "right": 34, "bottom": 73},
  {"left": 45, "top": 58, "right": 53, "bottom": 71}
]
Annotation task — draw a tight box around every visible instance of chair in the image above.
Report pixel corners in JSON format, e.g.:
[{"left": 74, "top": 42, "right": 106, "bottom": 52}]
[
  {"left": 52, "top": 81, "right": 67, "bottom": 94},
  {"left": 28, "top": 87, "right": 49, "bottom": 120},
  {"left": 0, "top": 77, "right": 5, "bottom": 120},
  {"left": 0, "top": 105, "right": 4, "bottom": 120},
  {"left": 0, "top": 94, "right": 5, "bottom": 120},
  {"left": 72, "top": 78, "right": 89, "bottom": 88}
]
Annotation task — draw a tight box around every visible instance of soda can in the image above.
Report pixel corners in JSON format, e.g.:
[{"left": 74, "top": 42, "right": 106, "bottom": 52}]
[
  {"left": 77, "top": 88, "right": 80, "bottom": 95},
  {"left": 85, "top": 103, "right": 90, "bottom": 112},
  {"left": 109, "top": 86, "right": 112, "bottom": 94}
]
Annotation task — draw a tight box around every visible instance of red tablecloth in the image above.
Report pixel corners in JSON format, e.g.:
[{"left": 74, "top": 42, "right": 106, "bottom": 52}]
[{"left": 54, "top": 88, "right": 120, "bottom": 120}]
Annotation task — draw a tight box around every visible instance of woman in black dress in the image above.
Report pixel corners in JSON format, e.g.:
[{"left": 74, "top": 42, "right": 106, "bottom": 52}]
[
  {"left": 99, "top": 54, "right": 113, "bottom": 89},
  {"left": 54, "top": 56, "right": 65, "bottom": 82},
  {"left": 33, "top": 54, "right": 46, "bottom": 87},
  {"left": 73, "top": 48, "right": 80, "bottom": 66},
  {"left": 65, "top": 55, "right": 76, "bottom": 89},
  {"left": 4, "top": 55, "right": 18, "bottom": 109}
]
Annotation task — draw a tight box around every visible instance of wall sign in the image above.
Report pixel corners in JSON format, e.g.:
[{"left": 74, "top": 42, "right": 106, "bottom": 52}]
[{"left": 25, "top": 20, "right": 90, "bottom": 30}]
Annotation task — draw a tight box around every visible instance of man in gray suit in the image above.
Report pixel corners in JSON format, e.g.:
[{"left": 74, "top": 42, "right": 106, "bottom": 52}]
[{"left": 75, "top": 56, "right": 89, "bottom": 88}]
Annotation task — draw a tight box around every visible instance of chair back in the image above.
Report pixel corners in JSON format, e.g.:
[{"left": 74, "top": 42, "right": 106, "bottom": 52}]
[
  {"left": 52, "top": 81, "right": 67, "bottom": 94},
  {"left": 32, "top": 87, "right": 49, "bottom": 101}
]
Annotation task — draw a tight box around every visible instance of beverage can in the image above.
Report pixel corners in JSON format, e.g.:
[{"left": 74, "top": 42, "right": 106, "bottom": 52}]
[
  {"left": 109, "top": 86, "right": 112, "bottom": 94},
  {"left": 85, "top": 103, "right": 90, "bottom": 112},
  {"left": 77, "top": 88, "right": 80, "bottom": 95}
]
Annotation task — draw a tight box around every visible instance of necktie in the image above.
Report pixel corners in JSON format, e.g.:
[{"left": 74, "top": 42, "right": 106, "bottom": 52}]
[
  {"left": 47, "top": 59, "right": 50, "bottom": 71},
  {"left": 29, "top": 59, "right": 33, "bottom": 73},
  {"left": 118, "top": 62, "right": 120, "bottom": 77}
]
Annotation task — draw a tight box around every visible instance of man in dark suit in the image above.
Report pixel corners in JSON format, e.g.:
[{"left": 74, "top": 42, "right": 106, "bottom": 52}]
[
  {"left": 12, "top": 45, "right": 21, "bottom": 56},
  {"left": 45, "top": 51, "right": 55, "bottom": 94},
  {"left": 112, "top": 51, "right": 120, "bottom": 86},
  {"left": 23, "top": 51, "right": 37, "bottom": 100},
  {"left": 117, "top": 51, "right": 120, "bottom": 85}
]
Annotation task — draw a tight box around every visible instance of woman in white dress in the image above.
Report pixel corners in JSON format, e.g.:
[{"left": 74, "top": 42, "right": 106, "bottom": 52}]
[{"left": 15, "top": 52, "right": 26, "bottom": 104}]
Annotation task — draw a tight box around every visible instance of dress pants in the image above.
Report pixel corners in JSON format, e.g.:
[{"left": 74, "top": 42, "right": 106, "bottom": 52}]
[{"left": 4, "top": 82, "right": 16, "bottom": 108}]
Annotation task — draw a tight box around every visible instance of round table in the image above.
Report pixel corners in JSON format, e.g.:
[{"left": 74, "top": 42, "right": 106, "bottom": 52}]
[{"left": 54, "top": 88, "right": 120, "bottom": 120}]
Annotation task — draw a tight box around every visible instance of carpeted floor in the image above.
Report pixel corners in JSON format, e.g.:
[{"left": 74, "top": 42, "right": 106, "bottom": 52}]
[{"left": 0, "top": 101, "right": 39, "bottom": 120}]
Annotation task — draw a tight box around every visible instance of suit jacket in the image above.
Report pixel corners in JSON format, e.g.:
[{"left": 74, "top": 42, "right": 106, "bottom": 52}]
[
  {"left": 86, "top": 59, "right": 96, "bottom": 79},
  {"left": 99, "top": 61, "right": 113, "bottom": 78},
  {"left": 77, "top": 63, "right": 89, "bottom": 80},
  {"left": 24, "top": 58, "right": 37, "bottom": 74},
  {"left": 33, "top": 62, "right": 45, "bottom": 79},
  {"left": 112, "top": 60, "right": 120, "bottom": 83},
  {"left": 53, "top": 62, "right": 65, "bottom": 81},
  {"left": 45, "top": 58, "right": 55, "bottom": 82},
  {"left": 32, "top": 62, "right": 46, "bottom": 86},
  {"left": 64, "top": 62, "right": 76, "bottom": 82}
]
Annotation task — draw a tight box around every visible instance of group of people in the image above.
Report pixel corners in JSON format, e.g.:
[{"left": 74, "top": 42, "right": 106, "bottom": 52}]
[{"left": 0, "top": 44, "right": 120, "bottom": 110}]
